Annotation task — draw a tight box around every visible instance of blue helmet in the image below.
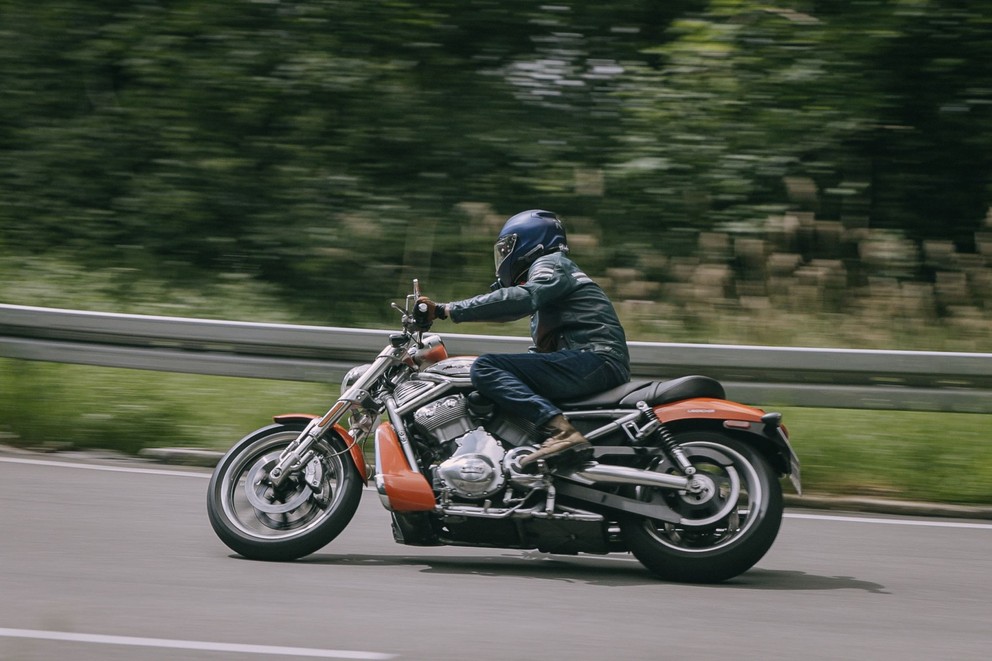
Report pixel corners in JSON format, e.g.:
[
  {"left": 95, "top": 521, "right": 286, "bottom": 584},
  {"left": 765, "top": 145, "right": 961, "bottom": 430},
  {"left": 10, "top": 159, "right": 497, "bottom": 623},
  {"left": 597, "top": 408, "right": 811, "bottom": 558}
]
[{"left": 493, "top": 209, "right": 569, "bottom": 288}]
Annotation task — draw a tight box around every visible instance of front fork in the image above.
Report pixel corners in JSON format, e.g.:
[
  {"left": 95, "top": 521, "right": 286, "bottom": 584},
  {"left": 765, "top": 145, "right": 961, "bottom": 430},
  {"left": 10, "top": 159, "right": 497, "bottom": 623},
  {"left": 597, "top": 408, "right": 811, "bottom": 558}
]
[
  {"left": 267, "top": 348, "right": 402, "bottom": 488},
  {"left": 267, "top": 417, "right": 331, "bottom": 486}
]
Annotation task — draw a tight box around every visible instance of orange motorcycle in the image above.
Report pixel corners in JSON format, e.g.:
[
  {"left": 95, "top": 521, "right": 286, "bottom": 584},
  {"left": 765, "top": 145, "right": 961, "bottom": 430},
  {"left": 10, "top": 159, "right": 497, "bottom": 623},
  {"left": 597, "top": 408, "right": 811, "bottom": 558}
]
[{"left": 207, "top": 281, "right": 800, "bottom": 582}]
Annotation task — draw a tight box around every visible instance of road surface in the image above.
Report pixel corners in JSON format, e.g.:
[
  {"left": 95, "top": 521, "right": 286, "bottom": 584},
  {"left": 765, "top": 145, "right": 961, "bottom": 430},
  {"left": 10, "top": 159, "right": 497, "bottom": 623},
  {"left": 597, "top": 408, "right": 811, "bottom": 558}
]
[{"left": 1, "top": 454, "right": 990, "bottom": 660}]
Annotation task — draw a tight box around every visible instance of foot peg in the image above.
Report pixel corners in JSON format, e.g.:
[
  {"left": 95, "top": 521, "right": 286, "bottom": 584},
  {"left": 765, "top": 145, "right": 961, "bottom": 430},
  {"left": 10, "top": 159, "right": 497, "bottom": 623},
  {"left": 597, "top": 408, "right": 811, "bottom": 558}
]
[{"left": 519, "top": 414, "right": 592, "bottom": 468}]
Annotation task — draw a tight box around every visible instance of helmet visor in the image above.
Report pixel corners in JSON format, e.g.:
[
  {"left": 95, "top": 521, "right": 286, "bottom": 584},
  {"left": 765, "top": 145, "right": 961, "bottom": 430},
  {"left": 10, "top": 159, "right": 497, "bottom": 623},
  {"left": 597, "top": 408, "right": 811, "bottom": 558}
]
[{"left": 493, "top": 233, "right": 517, "bottom": 275}]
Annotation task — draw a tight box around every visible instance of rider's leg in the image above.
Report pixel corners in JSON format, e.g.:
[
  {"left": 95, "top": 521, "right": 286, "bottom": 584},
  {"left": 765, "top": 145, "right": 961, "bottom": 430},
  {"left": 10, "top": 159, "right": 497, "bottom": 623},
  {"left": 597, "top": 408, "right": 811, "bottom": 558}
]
[{"left": 469, "top": 350, "right": 627, "bottom": 465}]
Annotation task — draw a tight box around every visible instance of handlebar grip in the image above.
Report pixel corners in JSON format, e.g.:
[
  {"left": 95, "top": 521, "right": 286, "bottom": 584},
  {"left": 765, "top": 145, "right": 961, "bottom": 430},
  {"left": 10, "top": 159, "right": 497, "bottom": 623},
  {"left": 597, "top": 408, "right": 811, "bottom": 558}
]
[{"left": 413, "top": 301, "right": 430, "bottom": 328}]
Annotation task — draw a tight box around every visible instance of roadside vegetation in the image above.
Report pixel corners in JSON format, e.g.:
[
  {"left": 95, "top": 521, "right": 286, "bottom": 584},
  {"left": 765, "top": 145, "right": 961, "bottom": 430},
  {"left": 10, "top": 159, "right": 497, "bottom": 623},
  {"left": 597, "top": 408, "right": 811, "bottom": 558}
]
[
  {"left": 2, "top": 356, "right": 990, "bottom": 505},
  {"left": 2, "top": 3, "right": 990, "bottom": 504},
  {"left": 3, "top": 253, "right": 992, "bottom": 505}
]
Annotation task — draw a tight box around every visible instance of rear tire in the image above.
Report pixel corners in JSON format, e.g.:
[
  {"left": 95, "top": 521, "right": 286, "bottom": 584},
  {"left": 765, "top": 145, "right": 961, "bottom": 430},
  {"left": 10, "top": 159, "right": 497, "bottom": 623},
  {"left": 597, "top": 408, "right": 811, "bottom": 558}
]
[
  {"left": 620, "top": 432, "right": 782, "bottom": 583},
  {"left": 207, "top": 423, "right": 363, "bottom": 561}
]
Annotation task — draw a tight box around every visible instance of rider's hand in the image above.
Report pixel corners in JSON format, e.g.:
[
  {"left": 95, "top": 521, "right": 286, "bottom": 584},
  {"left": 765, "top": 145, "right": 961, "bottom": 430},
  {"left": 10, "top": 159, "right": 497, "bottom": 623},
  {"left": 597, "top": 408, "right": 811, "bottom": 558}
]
[{"left": 415, "top": 296, "right": 447, "bottom": 326}]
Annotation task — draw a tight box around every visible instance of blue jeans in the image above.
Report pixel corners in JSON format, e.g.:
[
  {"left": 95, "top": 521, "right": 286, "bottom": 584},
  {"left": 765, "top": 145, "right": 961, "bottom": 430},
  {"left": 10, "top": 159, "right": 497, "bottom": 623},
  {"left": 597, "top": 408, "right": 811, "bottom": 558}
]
[{"left": 469, "top": 350, "right": 630, "bottom": 427}]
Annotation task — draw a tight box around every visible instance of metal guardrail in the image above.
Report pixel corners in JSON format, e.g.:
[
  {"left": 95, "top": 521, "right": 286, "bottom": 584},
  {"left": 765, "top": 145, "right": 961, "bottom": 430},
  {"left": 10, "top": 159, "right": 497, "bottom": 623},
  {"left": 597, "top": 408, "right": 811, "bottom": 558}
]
[{"left": 1, "top": 303, "right": 991, "bottom": 413}]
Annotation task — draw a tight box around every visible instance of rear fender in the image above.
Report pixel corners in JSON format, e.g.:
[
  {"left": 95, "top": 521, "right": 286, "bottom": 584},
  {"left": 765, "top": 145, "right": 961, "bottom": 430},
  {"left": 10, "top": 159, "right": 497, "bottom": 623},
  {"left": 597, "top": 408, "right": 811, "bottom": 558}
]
[
  {"left": 653, "top": 399, "right": 801, "bottom": 493},
  {"left": 272, "top": 413, "right": 369, "bottom": 484},
  {"left": 374, "top": 422, "right": 436, "bottom": 512},
  {"left": 653, "top": 398, "right": 766, "bottom": 425}
]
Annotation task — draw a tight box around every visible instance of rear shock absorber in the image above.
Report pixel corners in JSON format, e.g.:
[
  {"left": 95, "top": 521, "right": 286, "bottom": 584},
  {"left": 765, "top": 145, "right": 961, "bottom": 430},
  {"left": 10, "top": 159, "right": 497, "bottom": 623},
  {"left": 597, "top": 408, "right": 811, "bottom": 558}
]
[{"left": 636, "top": 401, "right": 696, "bottom": 476}]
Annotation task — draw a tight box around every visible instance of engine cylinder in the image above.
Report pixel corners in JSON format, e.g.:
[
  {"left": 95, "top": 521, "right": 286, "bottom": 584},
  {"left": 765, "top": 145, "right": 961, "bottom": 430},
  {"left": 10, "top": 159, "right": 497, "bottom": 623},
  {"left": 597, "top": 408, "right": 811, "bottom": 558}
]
[
  {"left": 433, "top": 428, "right": 507, "bottom": 499},
  {"left": 413, "top": 395, "right": 472, "bottom": 444}
]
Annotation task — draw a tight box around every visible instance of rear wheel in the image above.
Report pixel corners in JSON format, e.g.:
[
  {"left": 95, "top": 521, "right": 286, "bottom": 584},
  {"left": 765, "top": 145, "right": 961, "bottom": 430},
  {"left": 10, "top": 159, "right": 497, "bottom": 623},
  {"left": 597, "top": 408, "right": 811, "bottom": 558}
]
[
  {"left": 620, "top": 431, "right": 782, "bottom": 583},
  {"left": 207, "top": 423, "right": 363, "bottom": 560}
]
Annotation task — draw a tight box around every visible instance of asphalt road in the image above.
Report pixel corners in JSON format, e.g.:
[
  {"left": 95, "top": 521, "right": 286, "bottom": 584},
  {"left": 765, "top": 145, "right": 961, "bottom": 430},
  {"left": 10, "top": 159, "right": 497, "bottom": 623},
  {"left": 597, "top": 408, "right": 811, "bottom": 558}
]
[{"left": 1, "top": 453, "right": 990, "bottom": 661}]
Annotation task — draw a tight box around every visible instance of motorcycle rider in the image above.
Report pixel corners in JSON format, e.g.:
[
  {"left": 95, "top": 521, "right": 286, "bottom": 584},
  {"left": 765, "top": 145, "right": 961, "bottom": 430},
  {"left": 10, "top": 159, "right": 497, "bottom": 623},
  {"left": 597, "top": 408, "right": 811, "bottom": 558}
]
[{"left": 417, "top": 209, "right": 631, "bottom": 468}]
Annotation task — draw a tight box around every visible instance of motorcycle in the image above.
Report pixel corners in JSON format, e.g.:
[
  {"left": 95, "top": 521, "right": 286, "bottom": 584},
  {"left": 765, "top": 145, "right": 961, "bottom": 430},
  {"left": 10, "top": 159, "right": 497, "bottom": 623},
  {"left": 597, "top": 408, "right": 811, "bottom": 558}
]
[{"left": 207, "top": 281, "right": 801, "bottom": 583}]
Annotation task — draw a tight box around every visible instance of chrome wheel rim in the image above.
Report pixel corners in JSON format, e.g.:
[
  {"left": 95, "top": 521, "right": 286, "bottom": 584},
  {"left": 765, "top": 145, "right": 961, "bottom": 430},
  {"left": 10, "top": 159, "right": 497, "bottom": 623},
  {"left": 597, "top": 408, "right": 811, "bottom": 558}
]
[
  {"left": 637, "top": 441, "right": 763, "bottom": 554},
  {"left": 220, "top": 431, "right": 349, "bottom": 541}
]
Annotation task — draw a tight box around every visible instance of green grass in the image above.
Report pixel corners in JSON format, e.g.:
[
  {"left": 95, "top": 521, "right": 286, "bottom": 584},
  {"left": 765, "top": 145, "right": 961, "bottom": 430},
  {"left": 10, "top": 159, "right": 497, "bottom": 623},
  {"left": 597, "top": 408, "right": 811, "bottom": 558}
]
[
  {"left": 780, "top": 407, "right": 992, "bottom": 504},
  {"left": 2, "top": 358, "right": 990, "bottom": 504},
  {"left": 0, "top": 358, "right": 338, "bottom": 454}
]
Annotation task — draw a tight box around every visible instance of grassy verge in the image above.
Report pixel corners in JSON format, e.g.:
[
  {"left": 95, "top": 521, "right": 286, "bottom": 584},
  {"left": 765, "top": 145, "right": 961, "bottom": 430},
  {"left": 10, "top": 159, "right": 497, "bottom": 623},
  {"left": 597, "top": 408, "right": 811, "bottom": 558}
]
[
  {"left": 2, "top": 358, "right": 990, "bottom": 504},
  {"left": 0, "top": 358, "right": 337, "bottom": 454},
  {"left": 779, "top": 406, "right": 992, "bottom": 504}
]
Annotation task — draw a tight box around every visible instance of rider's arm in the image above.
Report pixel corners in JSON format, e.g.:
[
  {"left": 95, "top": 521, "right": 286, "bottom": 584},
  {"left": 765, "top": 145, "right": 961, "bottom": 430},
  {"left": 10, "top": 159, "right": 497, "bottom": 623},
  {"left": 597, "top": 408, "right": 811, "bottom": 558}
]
[{"left": 446, "top": 253, "right": 578, "bottom": 323}]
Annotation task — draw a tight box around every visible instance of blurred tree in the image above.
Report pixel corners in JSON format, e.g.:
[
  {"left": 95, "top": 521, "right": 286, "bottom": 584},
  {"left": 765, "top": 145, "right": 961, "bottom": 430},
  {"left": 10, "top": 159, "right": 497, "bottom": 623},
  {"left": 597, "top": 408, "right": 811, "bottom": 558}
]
[
  {"left": 611, "top": 0, "right": 992, "bottom": 249},
  {"left": 0, "top": 0, "right": 989, "bottom": 321},
  {"left": 856, "top": 1, "right": 992, "bottom": 248},
  {"left": 0, "top": 2, "right": 698, "bottom": 304}
]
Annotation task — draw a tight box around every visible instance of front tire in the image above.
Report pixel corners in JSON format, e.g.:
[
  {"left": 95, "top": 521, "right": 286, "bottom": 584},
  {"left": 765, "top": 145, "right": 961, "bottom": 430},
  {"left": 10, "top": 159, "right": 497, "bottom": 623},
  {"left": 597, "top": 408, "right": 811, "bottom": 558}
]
[
  {"left": 621, "top": 432, "right": 783, "bottom": 583},
  {"left": 207, "top": 423, "right": 363, "bottom": 561}
]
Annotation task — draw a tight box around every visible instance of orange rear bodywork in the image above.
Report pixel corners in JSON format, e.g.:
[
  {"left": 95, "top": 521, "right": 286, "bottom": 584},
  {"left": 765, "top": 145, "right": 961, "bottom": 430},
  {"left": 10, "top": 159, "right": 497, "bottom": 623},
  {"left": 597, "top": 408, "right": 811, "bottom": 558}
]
[
  {"left": 374, "top": 422, "right": 435, "bottom": 512},
  {"left": 653, "top": 398, "right": 766, "bottom": 424}
]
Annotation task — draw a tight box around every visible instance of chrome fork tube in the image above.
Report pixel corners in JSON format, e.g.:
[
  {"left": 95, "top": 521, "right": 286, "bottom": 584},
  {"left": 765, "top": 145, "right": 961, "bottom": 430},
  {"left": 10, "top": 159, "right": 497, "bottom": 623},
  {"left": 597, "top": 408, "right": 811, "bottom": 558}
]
[{"left": 269, "top": 348, "right": 402, "bottom": 487}]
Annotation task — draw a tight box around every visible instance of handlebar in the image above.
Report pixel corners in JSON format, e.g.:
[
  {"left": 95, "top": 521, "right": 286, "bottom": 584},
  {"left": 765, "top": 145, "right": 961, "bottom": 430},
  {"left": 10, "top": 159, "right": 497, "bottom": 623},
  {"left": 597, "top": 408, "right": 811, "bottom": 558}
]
[
  {"left": 413, "top": 301, "right": 431, "bottom": 330},
  {"left": 392, "top": 278, "right": 431, "bottom": 336}
]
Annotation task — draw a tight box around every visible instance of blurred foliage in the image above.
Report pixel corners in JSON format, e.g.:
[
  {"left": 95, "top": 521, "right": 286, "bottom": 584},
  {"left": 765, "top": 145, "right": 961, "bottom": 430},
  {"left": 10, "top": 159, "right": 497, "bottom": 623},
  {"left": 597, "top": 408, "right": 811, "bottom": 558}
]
[
  {"left": 614, "top": 0, "right": 992, "bottom": 244},
  {"left": 0, "top": 0, "right": 990, "bottom": 337}
]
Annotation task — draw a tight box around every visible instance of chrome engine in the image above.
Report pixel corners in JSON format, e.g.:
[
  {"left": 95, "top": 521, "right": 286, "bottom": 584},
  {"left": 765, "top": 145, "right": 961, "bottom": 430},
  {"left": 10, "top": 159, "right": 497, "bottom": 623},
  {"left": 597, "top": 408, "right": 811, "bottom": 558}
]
[
  {"left": 413, "top": 394, "right": 473, "bottom": 443},
  {"left": 433, "top": 428, "right": 506, "bottom": 499},
  {"left": 412, "top": 393, "right": 540, "bottom": 501}
]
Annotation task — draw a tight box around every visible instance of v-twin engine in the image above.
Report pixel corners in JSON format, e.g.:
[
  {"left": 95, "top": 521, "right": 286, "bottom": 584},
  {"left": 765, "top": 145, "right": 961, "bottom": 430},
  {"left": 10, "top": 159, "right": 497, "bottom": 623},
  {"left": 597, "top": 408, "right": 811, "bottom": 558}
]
[
  {"left": 433, "top": 428, "right": 506, "bottom": 499},
  {"left": 413, "top": 393, "right": 538, "bottom": 501}
]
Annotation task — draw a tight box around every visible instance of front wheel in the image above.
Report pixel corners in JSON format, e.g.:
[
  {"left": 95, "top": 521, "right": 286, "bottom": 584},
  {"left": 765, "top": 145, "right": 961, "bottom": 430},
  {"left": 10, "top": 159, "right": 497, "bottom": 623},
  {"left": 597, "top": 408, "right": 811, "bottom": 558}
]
[
  {"left": 620, "top": 431, "right": 783, "bottom": 583},
  {"left": 207, "top": 423, "right": 363, "bottom": 561}
]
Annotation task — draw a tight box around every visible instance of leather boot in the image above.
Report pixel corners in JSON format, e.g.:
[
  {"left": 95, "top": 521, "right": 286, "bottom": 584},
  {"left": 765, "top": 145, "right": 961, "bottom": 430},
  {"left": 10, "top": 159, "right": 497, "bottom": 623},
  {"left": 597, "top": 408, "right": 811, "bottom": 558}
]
[{"left": 519, "top": 414, "right": 592, "bottom": 468}]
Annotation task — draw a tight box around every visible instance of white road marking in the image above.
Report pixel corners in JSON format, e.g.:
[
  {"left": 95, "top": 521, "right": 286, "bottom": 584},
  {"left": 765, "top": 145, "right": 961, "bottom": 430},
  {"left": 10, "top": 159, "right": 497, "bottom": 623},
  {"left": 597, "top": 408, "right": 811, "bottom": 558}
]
[
  {"left": 0, "top": 628, "right": 395, "bottom": 659},
  {"left": 785, "top": 512, "right": 992, "bottom": 530},
  {"left": 3, "top": 456, "right": 990, "bottom": 530},
  {"left": 0, "top": 456, "right": 209, "bottom": 478}
]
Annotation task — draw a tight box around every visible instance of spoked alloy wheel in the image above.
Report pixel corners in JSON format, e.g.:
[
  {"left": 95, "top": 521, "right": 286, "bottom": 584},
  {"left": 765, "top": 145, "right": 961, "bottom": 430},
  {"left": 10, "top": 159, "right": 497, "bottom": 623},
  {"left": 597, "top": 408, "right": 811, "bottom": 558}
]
[
  {"left": 207, "top": 423, "right": 362, "bottom": 561},
  {"left": 620, "top": 431, "right": 782, "bottom": 583}
]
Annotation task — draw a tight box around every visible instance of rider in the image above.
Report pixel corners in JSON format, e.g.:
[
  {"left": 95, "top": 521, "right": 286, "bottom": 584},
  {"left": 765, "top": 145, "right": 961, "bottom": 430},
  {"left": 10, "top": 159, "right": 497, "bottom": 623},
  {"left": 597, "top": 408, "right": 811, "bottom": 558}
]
[{"left": 417, "top": 209, "right": 631, "bottom": 468}]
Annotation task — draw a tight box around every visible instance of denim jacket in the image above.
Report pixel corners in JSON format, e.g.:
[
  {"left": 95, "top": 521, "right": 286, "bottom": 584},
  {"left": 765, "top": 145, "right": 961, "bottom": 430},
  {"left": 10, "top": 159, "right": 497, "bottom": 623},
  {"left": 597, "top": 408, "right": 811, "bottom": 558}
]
[{"left": 447, "top": 252, "right": 631, "bottom": 369}]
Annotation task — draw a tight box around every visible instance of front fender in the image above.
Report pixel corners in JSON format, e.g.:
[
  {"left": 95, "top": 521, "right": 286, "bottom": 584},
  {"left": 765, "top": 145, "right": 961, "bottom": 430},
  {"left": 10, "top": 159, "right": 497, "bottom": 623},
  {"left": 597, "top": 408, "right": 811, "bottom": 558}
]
[{"left": 273, "top": 413, "right": 369, "bottom": 484}]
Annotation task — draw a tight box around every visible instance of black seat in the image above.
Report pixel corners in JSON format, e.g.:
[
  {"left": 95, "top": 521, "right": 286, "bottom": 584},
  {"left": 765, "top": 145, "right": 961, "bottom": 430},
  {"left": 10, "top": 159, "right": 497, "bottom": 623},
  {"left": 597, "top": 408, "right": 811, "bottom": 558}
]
[{"left": 557, "top": 375, "right": 726, "bottom": 409}]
